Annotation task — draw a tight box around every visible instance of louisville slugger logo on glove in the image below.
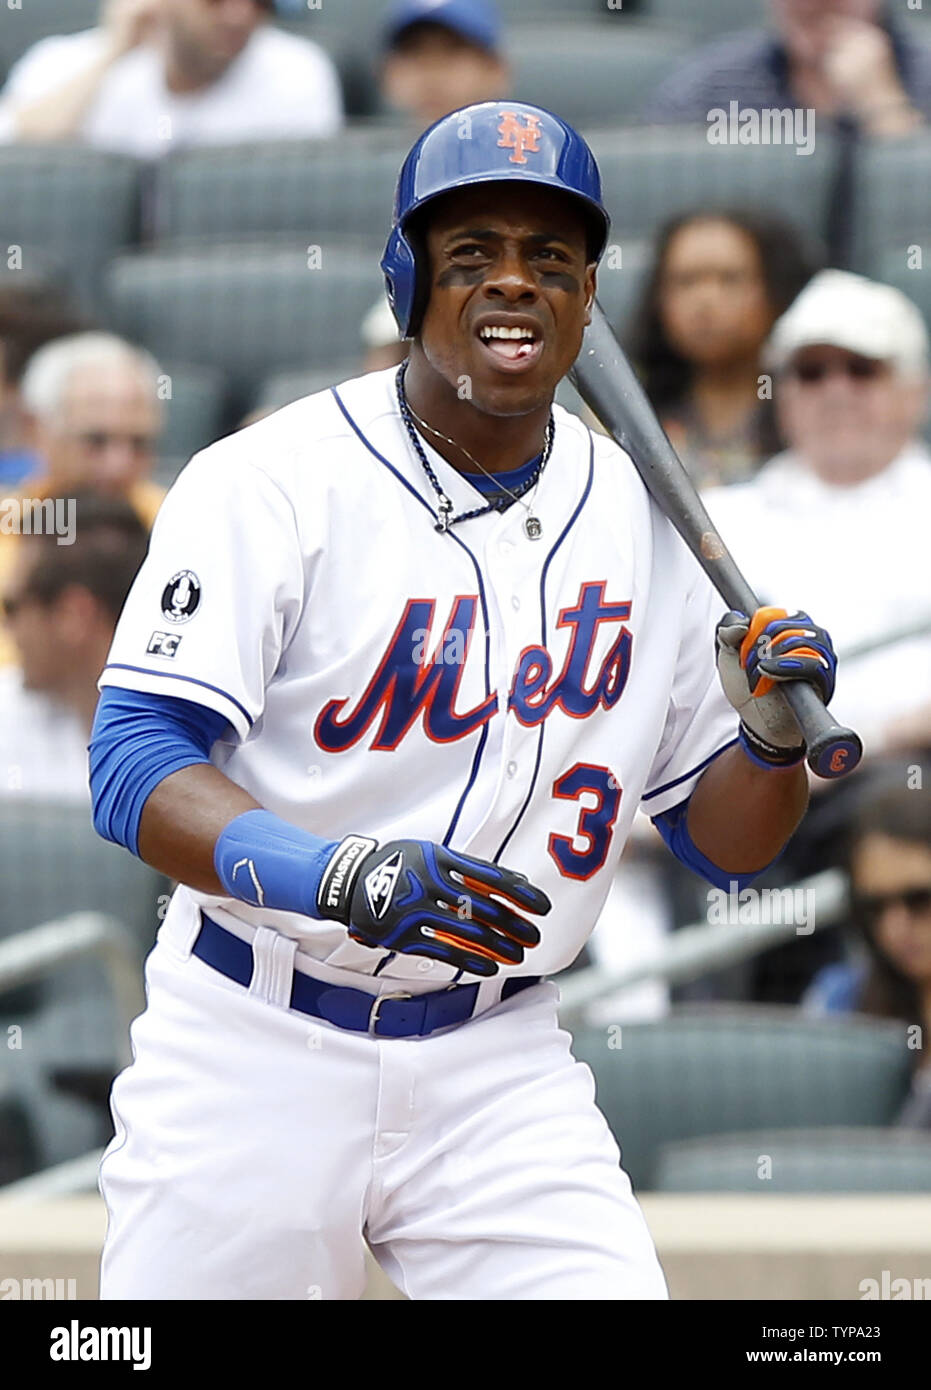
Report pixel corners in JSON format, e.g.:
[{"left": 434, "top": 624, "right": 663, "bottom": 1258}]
[
  {"left": 716, "top": 606, "right": 838, "bottom": 768},
  {"left": 317, "top": 835, "right": 551, "bottom": 977}
]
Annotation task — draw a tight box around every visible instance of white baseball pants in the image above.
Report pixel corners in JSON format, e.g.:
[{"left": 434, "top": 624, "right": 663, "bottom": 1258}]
[{"left": 98, "top": 903, "right": 668, "bottom": 1301}]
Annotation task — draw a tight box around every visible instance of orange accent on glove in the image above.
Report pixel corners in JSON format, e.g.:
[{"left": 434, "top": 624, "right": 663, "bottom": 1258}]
[{"left": 739, "top": 606, "right": 787, "bottom": 698}]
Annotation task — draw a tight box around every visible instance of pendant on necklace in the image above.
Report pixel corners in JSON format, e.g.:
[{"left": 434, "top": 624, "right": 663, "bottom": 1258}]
[
  {"left": 435, "top": 496, "right": 453, "bottom": 533},
  {"left": 524, "top": 515, "right": 543, "bottom": 540}
]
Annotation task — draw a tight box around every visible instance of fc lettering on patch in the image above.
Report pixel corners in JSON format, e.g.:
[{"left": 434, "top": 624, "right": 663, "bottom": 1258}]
[{"left": 147, "top": 631, "right": 182, "bottom": 659}]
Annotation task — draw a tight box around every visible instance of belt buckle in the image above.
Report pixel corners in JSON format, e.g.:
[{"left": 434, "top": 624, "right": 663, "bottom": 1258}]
[{"left": 368, "top": 990, "right": 414, "bottom": 1037}]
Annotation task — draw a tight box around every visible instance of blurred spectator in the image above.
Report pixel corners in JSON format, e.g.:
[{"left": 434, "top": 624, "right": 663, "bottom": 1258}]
[
  {"left": 803, "top": 780, "right": 931, "bottom": 1127},
  {"left": 0, "top": 282, "right": 86, "bottom": 488},
  {"left": 0, "top": 492, "right": 149, "bottom": 799},
  {"left": 0, "top": 333, "right": 165, "bottom": 666},
  {"left": 703, "top": 270, "right": 931, "bottom": 756},
  {"left": 361, "top": 295, "right": 407, "bottom": 374},
  {"left": 380, "top": 0, "right": 509, "bottom": 130},
  {"left": 19, "top": 333, "right": 165, "bottom": 524},
  {"left": 0, "top": 0, "right": 343, "bottom": 157},
  {"left": 646, "top": 0, "right": 930, "bottom": 138},
  {"left": 629, "top": 210, "right": 816, "bottom": 486}
]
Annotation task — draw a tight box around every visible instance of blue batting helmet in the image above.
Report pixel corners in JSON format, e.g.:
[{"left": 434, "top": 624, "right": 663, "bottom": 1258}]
[{"left": 381, "top": 101, "right": 610, "bottom": 338}]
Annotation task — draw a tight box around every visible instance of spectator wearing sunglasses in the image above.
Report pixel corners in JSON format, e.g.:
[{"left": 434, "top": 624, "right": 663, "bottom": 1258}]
[
  {"left": 802, "top": 782, "right": 931, "bottom": 1127},
  {"left": 703, "top": 270, "right": 931, "bottom": 758},
  {"left": 0, "top": 332, "right": 165, "bottom": 666}
]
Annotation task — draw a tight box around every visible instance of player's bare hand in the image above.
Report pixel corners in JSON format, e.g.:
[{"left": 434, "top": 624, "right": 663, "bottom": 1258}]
[
  {"left": 317, "top": 835, "right": 550, "bottom": 978},
  {"left": 102, "top": 0, "right": 161, "bottom": 57}
]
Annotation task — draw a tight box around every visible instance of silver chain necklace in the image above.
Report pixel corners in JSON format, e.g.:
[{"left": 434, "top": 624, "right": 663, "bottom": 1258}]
[{"left": 395, "top": 363, "right": 553, "bottom": 540}]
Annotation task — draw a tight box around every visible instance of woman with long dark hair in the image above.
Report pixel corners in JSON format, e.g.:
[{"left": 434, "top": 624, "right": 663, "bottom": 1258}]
[
  {"left": 804, "top": 781, "right": 931, "bottom": 1127},
  {"left": 627, "top": 209, "right": 818, "bottom": 486}
]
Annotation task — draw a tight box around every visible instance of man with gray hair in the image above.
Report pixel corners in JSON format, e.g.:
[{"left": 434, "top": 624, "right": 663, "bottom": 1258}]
[
  {"left": 19, "top": 331, "right": 165, "bottom": 525},
  {"left": 0, "top": 332, "right": 165, "bottom": 666},
  {"left": 704, "top": 269, "right": 931, "bottom": 756}
]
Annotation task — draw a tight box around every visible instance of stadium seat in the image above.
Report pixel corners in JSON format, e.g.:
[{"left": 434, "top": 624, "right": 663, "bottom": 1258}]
[
  {"left": 852, "top": 135, "right": 931, "bottom": 279},
  {"left": 569, "top": 1005, "right": 915, "bottom": 1191},
  {"left": 0, "top": 0, "right": 100, "bottom": 72},
  {"left": 0, "top": 146, "right": 141, "bottom": 308},
  {"left": 257, "top": 363, "right": 366, "bottom": 413},
  {"left": 508, "top": 23, "right": 691, "bottom": 126},
  {"left": 0, "top": 801, "right": 165, "bottom": 953},
  {"left": 0, "top": 800, "right": 168, "bottom": 1176},
  {"left": 0, "top": 1094, "right": 38, "bottom": 1185},
  {"left": 872, "top": 247, "right": 931, "bottom": 324},
  {"left": 587, "top": 126, "right": 834, "bottom": 254},
  {"left": 869, "top": 251, "right": 931, "bottom": 445},
  {"left": 591, "top": 242, "right": 653, "bottom": 340},
  {"left": 105, "top": 241, "right": 384, "bottom": 405},
  {"left": 153, "top": 134, "right": 407, "bottom": 246},
  {"left": 639, "top": 0, "right": 769, "bottom": 38},
  {"left": 654, "top": 1127, "right": 931, "bottom": 1193},
  {"left": 157, "top": 361, "right": 231, "bottom": 469}
]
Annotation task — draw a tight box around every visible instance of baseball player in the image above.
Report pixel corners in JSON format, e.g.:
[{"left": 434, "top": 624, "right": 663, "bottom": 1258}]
[{"left": 90, "top": 101, "right": 839, "bottom": 1301}]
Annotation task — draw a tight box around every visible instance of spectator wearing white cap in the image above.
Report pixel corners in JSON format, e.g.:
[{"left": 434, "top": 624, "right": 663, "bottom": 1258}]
[
  {"left": 380, "top": 0, "right": 509, "bottom": 131},
  {"left": 703, "top": 270, "right": 931, "bottom": 755},
  {"left": 0, "top": 0, "right": 343, "bottom": 157}
]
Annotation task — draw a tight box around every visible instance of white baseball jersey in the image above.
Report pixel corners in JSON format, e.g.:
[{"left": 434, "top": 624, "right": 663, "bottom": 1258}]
[{"left": 100, "top": 365, "right": 739, "bottom": 981}]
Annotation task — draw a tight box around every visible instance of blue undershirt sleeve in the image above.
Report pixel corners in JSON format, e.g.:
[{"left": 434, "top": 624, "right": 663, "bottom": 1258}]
[
  {"left": 89, "top": 686, "right": 231, "bottom": 856},
  {"left": 89, "top": 688, "right": 342, "bottom": 917},
  {"left": 651, "top": 794, "right": 784, "bottom": 893}
]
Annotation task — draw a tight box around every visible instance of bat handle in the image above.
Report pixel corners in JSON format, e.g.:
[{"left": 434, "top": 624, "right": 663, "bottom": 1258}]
[{"left": 779, "top": 679, "right": 863, "bottom": 779}]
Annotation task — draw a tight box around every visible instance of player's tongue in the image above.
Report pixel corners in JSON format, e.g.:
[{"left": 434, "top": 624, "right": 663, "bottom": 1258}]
[{"left": 483, "top": 337, "right": 534, "bottom": 361}]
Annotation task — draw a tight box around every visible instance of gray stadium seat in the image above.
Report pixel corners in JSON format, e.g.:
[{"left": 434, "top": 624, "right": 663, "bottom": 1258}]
[
  {"left": 509, "top": 23, "right": 692, "bottom": 126},
  {"left": 0, "top": 799, "right": 168, "bottom": 1176},
  {"left": 0, "top": 800, "right": 165, "bottom": 952},
  {"left": 153, "top": 134, "right": 407, "bottom": 246},
  {"left": 591, "top": 244, "right": 653, "bottom": 339},
  {"left": 869, "top": 252, "right": 931, "bottom": 446},
  {"left": 0, "top": 0, "right": 100, "bottom": 71},
  {"left": 257, "top": 363, "right": 366, "bottom": 413},
  {"left": 0, "top": 146, "right": 140, "bottom": 308},
  {"left": 570, "top": 1005, "right": 915, "bottom": 1191},
  {"left": 157, "top": 361, "right": 231, "bottom": 467},
  {"left": 873, "top": 248, "right": 931, "bottom": 323},
  {"left": 640, "top": 0, "right": 769, "bottom": 38},
  {"left": 588, "top": 126, "right": 834, "bottom": 254},
  {"left": 655, "top": 1128, "right": 931, "bottom": 1193},
  {"left": 853, "top": 135, "right": 931, "bottom": 278},
  {"left": 105, "top": 241, "right": 383, "bottom": 402}
]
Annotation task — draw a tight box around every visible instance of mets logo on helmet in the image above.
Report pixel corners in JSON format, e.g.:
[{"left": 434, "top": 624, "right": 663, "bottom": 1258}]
[{"left": 497, "top": 111, "right": 542, "bottom": 165}]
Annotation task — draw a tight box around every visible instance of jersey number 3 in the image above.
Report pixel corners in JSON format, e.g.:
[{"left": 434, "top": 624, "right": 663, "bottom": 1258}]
[{"left": 548, "top": 762, "right": 621, "bottom": 881}]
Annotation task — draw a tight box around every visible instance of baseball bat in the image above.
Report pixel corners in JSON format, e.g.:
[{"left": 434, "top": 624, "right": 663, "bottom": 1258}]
[{"left": 569, "top": 301, "right": 863, "bottom": 780}]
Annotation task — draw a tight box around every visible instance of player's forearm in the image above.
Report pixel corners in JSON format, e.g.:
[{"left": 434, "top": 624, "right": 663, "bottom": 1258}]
[
  {"left": 138, "top": 763, "right": 261, "bottom": 893},
  {"left": 685, "top": 744, "right": 809, "bottom": 874}
]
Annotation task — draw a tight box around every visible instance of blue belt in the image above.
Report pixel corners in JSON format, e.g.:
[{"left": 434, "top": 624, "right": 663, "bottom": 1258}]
[{"left": 193, "top": 912, "right": 541, "bottom": 1038}]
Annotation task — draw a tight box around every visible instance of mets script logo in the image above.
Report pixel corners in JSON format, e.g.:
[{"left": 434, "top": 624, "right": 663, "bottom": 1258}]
[
  {"left": 497, "top": 110, "right": 542, "bottom": 165},
  {"left": 314, "top": 581, "right": 632, "bottom": 753},
  {"left": 364, "top": 851, "right": 404, "bottom": 920}
]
